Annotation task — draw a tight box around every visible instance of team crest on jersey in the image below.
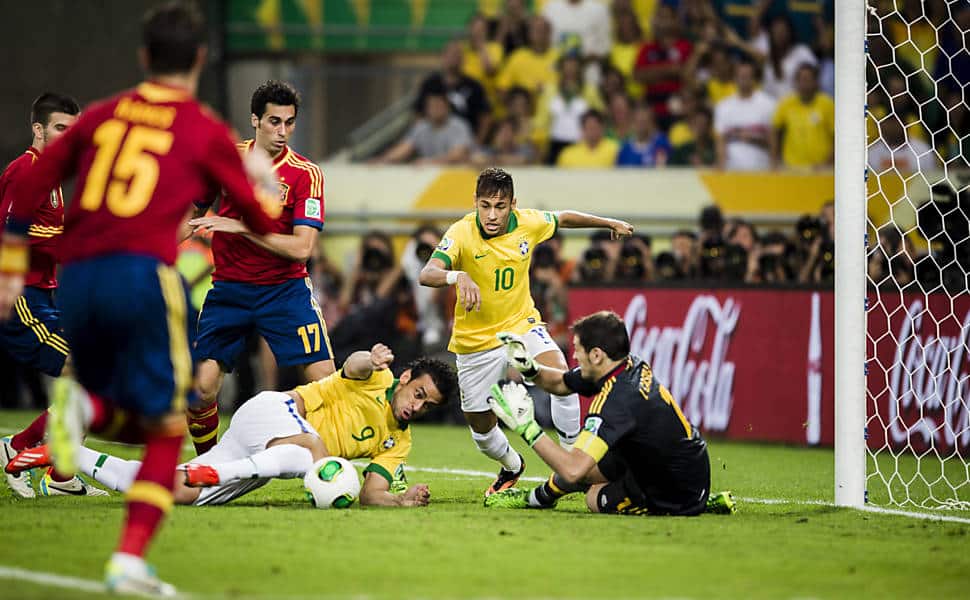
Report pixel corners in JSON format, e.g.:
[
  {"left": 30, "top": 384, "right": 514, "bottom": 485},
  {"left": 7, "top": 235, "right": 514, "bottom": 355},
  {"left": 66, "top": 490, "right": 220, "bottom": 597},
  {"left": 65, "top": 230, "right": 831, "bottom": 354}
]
[
  {"left": 584, "top": 416, "right": 603, "bottom": 436},
  {"left": 383, "top": 436, "right": 396, "bottom": 449},
  {"left": 437, "top": 237, "right": 453, "bottom": 252},
  {"left": 519, "top": 240, "right": 530, "bottom": 256},
  {"left": 277, "top": 182, "right": 290, "bottom": 204}
]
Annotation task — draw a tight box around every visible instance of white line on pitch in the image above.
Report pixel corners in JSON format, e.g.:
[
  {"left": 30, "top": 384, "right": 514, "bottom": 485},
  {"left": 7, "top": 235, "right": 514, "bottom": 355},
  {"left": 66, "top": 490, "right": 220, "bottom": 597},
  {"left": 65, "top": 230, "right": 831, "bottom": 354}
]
[{"left": 0, "top": 565, "right": 106, "bottom": 595}]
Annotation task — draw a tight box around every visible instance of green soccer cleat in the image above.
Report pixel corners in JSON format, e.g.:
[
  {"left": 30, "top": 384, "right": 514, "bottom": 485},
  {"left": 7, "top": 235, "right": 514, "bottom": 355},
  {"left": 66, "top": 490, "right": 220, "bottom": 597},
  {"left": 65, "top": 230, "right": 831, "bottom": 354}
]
[
  {"left": 706, "top": 490, "right": 737, "bottom": 515},
  {"left": 483, "top": 487, "right": 531, "bottom": 509},
  {"left": 46, "top": 377, "right": 86, "bottom": 476}
]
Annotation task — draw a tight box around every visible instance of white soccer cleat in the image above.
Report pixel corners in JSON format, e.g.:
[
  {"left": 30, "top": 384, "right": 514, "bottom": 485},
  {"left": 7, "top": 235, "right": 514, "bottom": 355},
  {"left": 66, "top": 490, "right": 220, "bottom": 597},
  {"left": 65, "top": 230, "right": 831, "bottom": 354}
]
[
  {"left": 1, "top": 436, "right": 35, "bottom": 498},
  {"left": 46, "top": 377, "right": 87, "bottom": 476},
  {"left": 39, "top": 472, "right": 109, "bottom": 497},
  {"left": 105, "top": 553, "right": 177, "bottom": 598}
]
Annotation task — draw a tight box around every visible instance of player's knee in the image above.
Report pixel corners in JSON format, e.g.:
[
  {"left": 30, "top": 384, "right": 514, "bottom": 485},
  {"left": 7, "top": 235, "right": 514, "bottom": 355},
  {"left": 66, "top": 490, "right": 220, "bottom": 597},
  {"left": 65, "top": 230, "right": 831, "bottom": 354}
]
[
  {"left": 586, "top": 485, "right": 606, "bottom": 513},
  {"left": 195, "top": 361, "right": 223, "bottom": 405}
]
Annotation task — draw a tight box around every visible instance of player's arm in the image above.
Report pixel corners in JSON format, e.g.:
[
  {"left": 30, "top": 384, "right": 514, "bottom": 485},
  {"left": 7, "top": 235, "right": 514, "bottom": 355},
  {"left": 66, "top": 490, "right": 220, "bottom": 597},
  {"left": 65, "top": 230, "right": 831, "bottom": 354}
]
[
  {"left": 419, "top": 257, "right": 481, "bottom": 312},
  {"left": 489, "top": 382, "right": 597, "bottom": 484},
  {"left": 359, "top": 472, "right": 430, "bottom": 507},
  {"left": 202, "top": 128, "right": 276, "bottom": 236},
  {"left": 496, "top": 332, "right": 593, "bottom": 397},
  {"left": 341, "top": 344, "right": 393, "bottom": 380},
  {"left": 556, "top": 211, "right": 633, "bottom": 239}
]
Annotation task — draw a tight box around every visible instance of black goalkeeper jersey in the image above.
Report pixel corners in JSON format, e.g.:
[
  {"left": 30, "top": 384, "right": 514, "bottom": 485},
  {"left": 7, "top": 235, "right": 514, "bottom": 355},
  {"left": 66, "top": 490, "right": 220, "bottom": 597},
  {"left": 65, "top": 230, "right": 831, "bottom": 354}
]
[{"left": 564, "top": 356, "right": 710, "bottom": 501}]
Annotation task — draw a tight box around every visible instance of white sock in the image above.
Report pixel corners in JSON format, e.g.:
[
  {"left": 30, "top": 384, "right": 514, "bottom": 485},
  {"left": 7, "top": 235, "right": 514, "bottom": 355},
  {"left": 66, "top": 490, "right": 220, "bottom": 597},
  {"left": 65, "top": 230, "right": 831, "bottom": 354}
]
[
  {"left": 551, "top": 393, "right": 581, "bottom": 446},
  {"left": 471, "top": 427, "right": 522, "bottom": 472},
  {"left": 79, "top": 446, "right": 140, "bottom": 492},
  {"left": 211, "top": 444, "right": 313, "bottom": 483}
]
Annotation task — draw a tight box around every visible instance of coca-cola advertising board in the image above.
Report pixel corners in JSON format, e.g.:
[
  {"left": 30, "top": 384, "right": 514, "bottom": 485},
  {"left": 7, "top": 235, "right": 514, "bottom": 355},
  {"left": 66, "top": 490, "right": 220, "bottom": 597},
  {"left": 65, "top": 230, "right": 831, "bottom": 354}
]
[{"left": 567, "top": 287, "right": 970, "bottom": 455}]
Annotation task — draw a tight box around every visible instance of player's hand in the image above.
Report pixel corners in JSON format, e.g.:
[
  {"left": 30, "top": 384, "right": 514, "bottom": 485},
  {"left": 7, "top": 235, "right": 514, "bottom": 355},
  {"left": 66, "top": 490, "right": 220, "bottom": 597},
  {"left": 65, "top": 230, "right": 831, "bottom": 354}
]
[
  {"left": 497, "top": 332, "right": 539, "bottom": 379},
  {"left": 0, "top": 271, "right": 24, "bottom": 321},
  {"left": 488, "top": 382, "right": 543, "bottom": 447},
  {"left": 401, "top": 483, "right": 431, "bottom": 507},
  {"left": 189, "top": 216, "right": 250, "bottom": 235},
  {"left": 456, "top": 272, "right": 481, "bottom": 312},
  {"left": 369, "top": 343, "right": 394, "bottom": 370},
  {"left": 608, "top": 219, "right": 634, "bottom": 240}
]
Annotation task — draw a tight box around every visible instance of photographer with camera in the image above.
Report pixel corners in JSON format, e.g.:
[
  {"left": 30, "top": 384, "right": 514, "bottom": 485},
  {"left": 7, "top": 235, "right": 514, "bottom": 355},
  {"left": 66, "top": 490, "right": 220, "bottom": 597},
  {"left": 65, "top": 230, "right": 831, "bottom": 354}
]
[
  {"left": 401, "top": 224, "right": 450, "bottom": 353},
  {"left": 615, "top": 234, "right": 655, "bottom": 283}
]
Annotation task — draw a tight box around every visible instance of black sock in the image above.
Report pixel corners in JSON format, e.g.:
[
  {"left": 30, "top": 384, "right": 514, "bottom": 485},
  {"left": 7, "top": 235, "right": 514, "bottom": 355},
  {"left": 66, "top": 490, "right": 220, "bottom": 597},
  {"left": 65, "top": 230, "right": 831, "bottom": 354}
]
[{"left": 529, "top": 474, "right": 589, "bottom": 507}]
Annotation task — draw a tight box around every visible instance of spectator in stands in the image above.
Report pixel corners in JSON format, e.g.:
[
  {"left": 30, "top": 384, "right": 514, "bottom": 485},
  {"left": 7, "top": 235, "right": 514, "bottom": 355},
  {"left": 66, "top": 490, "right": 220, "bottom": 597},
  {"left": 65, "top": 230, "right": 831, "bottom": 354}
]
[
  {"left": 683, "top": 17, "right": 759, "bottom": 105},
  {"left": 616, "top": 234, "right": 655, "bottom": 283},
  {"left": 332, "top": 231, "right": 419, "bottom": 364},
  {"left": 938, "top": 89, "right": 969, "bottom": 169},
  {"left": 463, "top": 13, "right": 504, "bottom": 114},
  {"left": 867, "top": 116, "right": 936, "bottom": 174},
  {"left": 308, "top": 243, "right": 343, "bottom": 331},
  {"left": 557, "top": 109, "right": 620, "bottom": 168},
  {"left": 667, "top": 88, "right": 702, "bottom": 148},
  {"left": 597, "top": 64, "right": 627, "bottom": 109},
  {"left": 400, "top": 224, "right": 449, "bottom": 352},
  {"left": 494, "top": 0, "right": 530, "bottom": 55},
  {"left": 377, "top": 86, "right": 474, "bottom": 165},
  {"left": 542, "top": 54, "right": 591, "bottom": 163},
  {"left": 530, "top": 236, "right": 571, "bottom": 349},
  {"left": 497, "top": 16, "right": 558, "bottom": 96},
  {"left": 470, "top": 117, "right": 536, "bottom": 166},
  {"left": 715, "top": 59, "right": 777, "bottom": 170},
  {"left": 634, "top": 5, "right": 693, "bottom": 128},
  {"left": 751, "top": 13, "right": 818, "bottom": 99},
  {"left": 609, "top": 8, "right": 645, "bottom": 99},
  {"left": 616, "top": 102, "right": 670, "bottom": 167},
  {"left": 606, "top": 92, "right": 633, "bottom": 141},
  {"left": 542, "top": 0, "right": 612, "bottom": 69},
  {"left": 814, "top": 19, "right": 835, "bottom": 97},
  {"left": 772, "top": 63, "right": 834, "bottom": 170},
  {"left": 669, "top": 229, "right": 699, "bottom": 279},
  {"left": 669, "top": 107, "right": 716, "bottom": 167},
  {"left": 414, "top": 40, "right": 491, "bottom": 140},
  {"left": 504, "top": 86, "right": 545, "bottom": 156}
]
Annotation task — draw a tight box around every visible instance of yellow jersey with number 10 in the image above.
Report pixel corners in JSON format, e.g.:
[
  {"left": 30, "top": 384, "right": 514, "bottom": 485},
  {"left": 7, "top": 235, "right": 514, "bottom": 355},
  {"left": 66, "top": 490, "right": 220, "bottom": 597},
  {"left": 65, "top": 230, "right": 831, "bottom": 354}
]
[{"left": 432, "top": 208, "right": 558, "bottom": 354}]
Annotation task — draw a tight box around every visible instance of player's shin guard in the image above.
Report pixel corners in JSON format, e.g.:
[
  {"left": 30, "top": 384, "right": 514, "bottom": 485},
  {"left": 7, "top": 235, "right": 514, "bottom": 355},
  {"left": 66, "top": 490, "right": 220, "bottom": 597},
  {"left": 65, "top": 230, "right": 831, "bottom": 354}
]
[
  {"left": 550, "top": 393, "right": 581, "bottom": 446},
  {"left": 529, "top": 473, "right": 589, "bottom": 508},
  {"left": 471, "top": 427, "right": 522, "bottom": 472},
  {"left": 187, "top": 404, "right": 219, "bottom": 455},
  {"left": 211, "top": 444, "right": 313, "bottom": 483},
  {"left": 10, "top": 410, "right": 48, "bottom": 451},
  {"left": 117, "top": 432, "right": 182, "bottom": 558}
]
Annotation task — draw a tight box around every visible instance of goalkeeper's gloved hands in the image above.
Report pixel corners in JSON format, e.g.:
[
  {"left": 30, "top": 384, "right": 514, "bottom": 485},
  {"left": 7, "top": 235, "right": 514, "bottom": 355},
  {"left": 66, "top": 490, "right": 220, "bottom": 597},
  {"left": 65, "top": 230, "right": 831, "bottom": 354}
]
[
  {"left": 496, "top": 332, "right": 539, "bottom": 380},
  {"left": 488, "top": 382, "right": 544, "bottom": 447}
]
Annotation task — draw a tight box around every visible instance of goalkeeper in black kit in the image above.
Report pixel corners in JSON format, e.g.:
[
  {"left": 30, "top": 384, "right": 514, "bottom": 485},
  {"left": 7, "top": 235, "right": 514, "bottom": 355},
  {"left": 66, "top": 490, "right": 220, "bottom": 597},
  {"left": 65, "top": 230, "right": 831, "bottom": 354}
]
[{"left": 485, "top": 310, "right": 736, "bottom": 516}]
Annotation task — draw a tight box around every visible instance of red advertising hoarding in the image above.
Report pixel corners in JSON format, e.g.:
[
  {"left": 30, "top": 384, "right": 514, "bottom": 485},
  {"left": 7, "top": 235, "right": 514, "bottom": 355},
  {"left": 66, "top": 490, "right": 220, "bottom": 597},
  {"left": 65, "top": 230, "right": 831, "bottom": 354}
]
[{"left": 567, "top": 287, "right": 970, "bottom": 455}]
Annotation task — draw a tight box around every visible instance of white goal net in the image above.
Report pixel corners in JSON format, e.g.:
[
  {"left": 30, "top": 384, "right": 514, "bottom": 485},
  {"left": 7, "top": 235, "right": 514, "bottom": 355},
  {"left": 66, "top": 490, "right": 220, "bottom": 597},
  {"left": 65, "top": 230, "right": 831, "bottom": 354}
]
[{"left": 864, "top": 0, "right": 970, "bottom": 510}]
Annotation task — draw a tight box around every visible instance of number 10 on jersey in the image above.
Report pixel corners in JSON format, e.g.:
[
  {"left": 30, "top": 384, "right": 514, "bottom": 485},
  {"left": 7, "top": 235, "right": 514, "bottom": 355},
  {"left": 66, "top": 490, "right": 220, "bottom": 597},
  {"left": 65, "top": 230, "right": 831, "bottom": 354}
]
[{"left": 493, "top": 267, "right": 514, "bottom": 291}]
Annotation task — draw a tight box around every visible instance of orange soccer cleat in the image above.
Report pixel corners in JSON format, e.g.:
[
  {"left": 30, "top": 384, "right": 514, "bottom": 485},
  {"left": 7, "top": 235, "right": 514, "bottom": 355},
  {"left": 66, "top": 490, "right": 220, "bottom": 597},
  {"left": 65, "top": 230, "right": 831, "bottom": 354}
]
[
  {"left": 180, "top": 463, "right": 220, "bottom": 487},
  {"left": 4, "top": 444, "right": 51, "bottom": 474}
]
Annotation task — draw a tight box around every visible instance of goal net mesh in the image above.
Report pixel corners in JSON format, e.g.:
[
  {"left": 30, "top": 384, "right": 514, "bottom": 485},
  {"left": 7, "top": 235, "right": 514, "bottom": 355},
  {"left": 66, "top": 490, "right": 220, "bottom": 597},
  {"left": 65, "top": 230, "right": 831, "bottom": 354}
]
[{"left": 865, "top": 0, "right": 970, "bottom": 510}]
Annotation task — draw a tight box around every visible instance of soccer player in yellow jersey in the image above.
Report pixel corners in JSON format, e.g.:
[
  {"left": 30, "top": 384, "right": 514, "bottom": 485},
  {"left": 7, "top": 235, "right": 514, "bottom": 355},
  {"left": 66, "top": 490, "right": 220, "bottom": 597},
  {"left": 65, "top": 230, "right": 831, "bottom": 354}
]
[
  {"left": 419, "top": 167, "right": 632, "bottom": 495},
  {"left": 14, "top": 345, "right": 457, "bottom": 507}
]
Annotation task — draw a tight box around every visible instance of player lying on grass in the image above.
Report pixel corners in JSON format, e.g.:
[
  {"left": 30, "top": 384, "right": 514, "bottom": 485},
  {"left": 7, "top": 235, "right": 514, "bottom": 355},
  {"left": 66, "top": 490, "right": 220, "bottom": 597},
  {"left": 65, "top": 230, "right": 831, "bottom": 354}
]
[
  {"left": 485, "top": 310, "right": 735, "bottom": 515},
  {"left": 8, "top": 344, "right": 457, "bottom": 507}
]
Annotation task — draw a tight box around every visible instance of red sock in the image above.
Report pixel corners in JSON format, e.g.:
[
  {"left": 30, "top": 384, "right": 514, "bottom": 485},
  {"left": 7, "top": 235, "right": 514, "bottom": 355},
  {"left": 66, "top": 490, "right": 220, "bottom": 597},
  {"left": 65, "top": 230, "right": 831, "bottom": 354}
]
[
  {"left": 10, "top": 410, "right": 48, "bottom": 451},
  {"left": 117, "top": 432, "right": 183, "bottom": 558},
  {"left": 187, "top": 405, "right": 219, "bottom": 455},
  {"left": 86, "top": 391, "right": 110, "bottom": 431}
]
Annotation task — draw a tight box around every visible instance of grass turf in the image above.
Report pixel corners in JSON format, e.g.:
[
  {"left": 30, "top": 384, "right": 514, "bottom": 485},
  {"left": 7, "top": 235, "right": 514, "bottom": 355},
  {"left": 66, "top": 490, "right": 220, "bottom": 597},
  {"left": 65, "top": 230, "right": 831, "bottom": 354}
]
[{"left": 1, "top": 410, "right": 969, "bottom": 599}]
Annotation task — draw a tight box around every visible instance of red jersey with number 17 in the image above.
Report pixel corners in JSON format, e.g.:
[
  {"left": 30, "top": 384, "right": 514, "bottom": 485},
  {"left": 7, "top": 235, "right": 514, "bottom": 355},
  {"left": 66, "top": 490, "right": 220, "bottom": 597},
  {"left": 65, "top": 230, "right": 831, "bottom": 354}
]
[
  {"left": 207, "top": 140, "right": 324, "bottom": 285},
  {"left": 0, "top": 148, "right": 64, "bottom": 288},
  {"left": 5, "top": 81, "right": 275, "bottom": 265}
]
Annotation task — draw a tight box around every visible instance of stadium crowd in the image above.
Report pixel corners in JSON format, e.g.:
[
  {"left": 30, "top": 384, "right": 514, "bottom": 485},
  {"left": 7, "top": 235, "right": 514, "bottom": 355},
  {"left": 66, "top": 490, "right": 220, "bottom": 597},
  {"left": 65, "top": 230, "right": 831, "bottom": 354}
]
[{"left": 370, "top": 0, "right": 967, "bottom": 173}]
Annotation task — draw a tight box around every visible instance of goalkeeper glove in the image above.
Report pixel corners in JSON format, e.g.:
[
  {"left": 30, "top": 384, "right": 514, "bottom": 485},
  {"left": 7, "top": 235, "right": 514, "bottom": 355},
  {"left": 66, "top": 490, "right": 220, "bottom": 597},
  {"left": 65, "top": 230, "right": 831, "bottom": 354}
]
[
  {"left": 488, "top": 382, "right": 544, "bottom": 447},
  {"left": 496, "top": 332, "right": 539, "bottom": 380}
]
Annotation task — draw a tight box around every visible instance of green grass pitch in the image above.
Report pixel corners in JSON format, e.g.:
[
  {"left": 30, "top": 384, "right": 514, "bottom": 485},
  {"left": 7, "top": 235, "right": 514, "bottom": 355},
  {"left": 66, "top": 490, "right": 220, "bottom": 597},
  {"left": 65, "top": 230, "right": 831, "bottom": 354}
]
[{"left": 1, "top": 410, "right": 969, "bottom": 599}]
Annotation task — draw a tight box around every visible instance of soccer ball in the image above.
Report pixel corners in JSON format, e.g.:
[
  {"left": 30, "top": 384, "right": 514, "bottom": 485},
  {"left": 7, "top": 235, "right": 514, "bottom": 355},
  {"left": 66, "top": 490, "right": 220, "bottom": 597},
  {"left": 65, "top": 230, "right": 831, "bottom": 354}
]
[{"left": 304, "top": 457, "right": 361, "bottom": 509}]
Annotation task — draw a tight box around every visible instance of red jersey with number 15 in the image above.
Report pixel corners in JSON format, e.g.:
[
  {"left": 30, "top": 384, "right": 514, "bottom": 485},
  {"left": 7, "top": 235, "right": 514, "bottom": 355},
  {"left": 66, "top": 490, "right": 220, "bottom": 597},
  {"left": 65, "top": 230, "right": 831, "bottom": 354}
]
[
  {"left": 207, "top": 140, "right": 324, "bottom": 285},
  {"left": 0, "top": 148, "right": 64, "bottom": 288},
  {"left": 5, "top": 81, "right": 275, "bottom": 265}
]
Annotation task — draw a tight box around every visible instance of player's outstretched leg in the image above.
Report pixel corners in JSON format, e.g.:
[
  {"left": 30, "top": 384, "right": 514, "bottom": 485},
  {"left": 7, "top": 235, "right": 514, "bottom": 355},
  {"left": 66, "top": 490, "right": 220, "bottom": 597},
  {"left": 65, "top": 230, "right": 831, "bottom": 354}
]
[
  {"left": 468, "top": 418, "right": 526, "bottom": 496},
  {"left": 182, "top": 439, "right": 315, "bottom": 487}
]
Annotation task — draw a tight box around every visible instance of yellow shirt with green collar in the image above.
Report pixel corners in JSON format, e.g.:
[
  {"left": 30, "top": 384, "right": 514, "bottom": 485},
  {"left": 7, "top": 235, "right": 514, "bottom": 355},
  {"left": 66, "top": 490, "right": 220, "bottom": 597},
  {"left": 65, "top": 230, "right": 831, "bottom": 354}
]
[
  {"left": 292, "top": 368, "right": 411, "bottom": 485},
  {"left": 433, "top": 208, "right": 558, "bottom": 355}
]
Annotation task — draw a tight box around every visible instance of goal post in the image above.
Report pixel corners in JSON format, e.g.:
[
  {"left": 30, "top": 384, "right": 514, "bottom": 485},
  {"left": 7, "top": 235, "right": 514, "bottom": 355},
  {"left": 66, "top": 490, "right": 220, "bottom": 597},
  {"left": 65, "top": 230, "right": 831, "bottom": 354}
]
[{"left": 834, "top": 0, "right": 867, "bottom": 509}]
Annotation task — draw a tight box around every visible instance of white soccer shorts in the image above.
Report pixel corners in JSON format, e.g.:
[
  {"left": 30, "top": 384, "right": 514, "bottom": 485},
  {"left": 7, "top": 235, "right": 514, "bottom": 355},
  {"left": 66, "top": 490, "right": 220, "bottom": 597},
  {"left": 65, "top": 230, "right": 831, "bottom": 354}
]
[
  {"left": 456, "top": 324, "right": 559, "bottom": 413},
  {"left": 190, "top": 390, "right": 318, "bottom": 506}
]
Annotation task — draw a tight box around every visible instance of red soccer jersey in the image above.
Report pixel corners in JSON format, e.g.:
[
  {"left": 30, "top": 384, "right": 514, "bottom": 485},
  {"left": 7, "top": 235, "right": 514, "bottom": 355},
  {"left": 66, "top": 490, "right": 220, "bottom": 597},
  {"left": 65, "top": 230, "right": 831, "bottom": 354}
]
[
  {"left": 5, "top": 81, "right": 275, "bottom": 266},
  {"left": 208, "top": 140, "right": 324, "bottom": 285},
  {"left": 634, "top": 38, "right": 693, "bottom": 117},
  {"left": 0, "top": 148, "right": 63, "bottom": 288}
]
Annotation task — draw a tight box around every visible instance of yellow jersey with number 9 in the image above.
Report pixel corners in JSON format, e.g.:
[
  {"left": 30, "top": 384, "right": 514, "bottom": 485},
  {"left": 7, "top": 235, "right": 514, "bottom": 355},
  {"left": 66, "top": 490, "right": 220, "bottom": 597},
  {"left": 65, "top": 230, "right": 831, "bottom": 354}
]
[{"left": 432, "top": 208, "right": 558, "bottom": 354}]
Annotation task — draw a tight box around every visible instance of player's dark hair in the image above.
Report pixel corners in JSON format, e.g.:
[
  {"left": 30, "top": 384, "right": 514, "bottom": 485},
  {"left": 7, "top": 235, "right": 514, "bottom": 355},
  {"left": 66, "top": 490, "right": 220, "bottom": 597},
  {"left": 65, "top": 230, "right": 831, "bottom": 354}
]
[
  {"left": 406, "top": 357, "right": 458, "bottom": 406},
  {"left": 251, "top": 80, "right": 301, "bottom": 119},
  {"left": 476, "top": 167, "right": 514, "bottom": 201},
  {"left": 142, "top": 1, "right": 206, "bottom": 75},
  {"left": 571, "top": 311, "right": 630, "bottom": 361},
  {"left": 30, "top": 93, "right": 80, "bottom": 127}
]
